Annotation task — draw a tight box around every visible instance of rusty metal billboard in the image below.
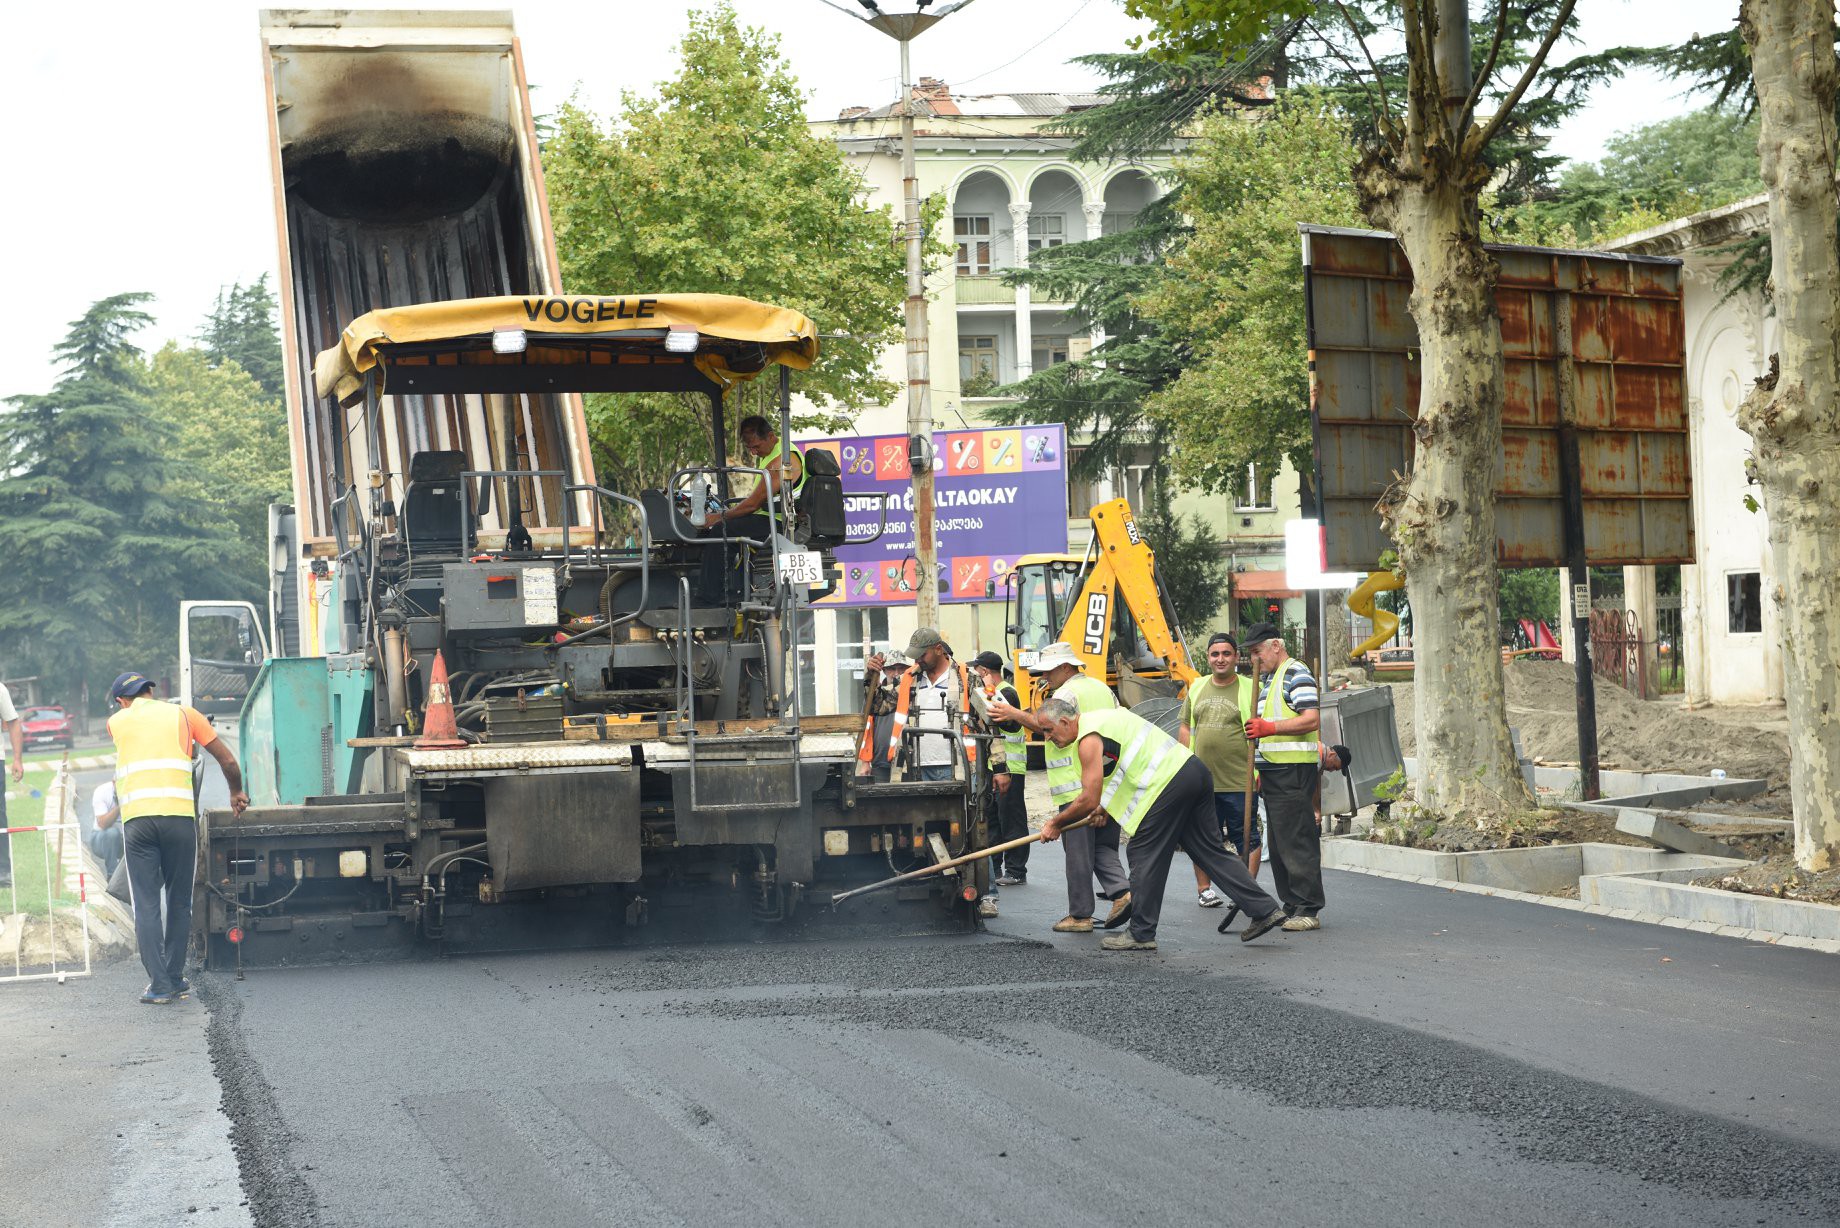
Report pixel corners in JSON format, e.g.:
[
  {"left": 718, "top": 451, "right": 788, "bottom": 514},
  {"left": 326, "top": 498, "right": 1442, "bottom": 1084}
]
[{"left": 1303, "top": 225, "right": 1691, "bottom": 571}]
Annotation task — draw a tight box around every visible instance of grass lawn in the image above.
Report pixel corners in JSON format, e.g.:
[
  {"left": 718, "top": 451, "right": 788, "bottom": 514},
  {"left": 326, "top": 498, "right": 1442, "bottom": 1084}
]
[{"left": 4, "top": 764, "right": 80, "bottom": 916}]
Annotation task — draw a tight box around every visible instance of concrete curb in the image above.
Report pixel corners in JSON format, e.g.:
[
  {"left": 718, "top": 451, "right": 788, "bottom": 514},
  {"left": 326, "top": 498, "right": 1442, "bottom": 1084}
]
[{"left": 1323, "top": 838, "right": 1840, "bottom": 954}]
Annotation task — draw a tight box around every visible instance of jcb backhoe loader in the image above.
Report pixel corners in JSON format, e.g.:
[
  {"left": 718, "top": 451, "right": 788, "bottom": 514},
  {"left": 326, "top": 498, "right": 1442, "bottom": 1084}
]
[{"left": 998, "top": 498, "right": 1199, "bottom": 712}]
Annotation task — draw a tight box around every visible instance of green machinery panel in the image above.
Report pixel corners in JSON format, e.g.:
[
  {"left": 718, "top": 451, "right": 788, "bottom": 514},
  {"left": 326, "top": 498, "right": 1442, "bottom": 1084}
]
[{"left": 239, "top": 654, "right": 374, "bottom": 805}]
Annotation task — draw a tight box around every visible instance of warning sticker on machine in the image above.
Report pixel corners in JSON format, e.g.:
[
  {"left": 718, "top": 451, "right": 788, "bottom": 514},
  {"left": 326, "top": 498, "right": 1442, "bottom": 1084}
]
[{"left": 523, "top": 567, "right": 559, "bottom": 625}]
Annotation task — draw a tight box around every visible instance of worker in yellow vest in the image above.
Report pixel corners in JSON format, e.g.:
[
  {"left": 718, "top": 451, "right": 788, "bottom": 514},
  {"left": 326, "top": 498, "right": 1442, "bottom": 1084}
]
[
  {"left": 1037, "top": 697, "right": 1285, "bottom": 951},
  {"left": 106, "top": 671, "right": 248, "bottom": 1005},
  {"left": 1240, "top": 622, "right": 1326, "bottom": 932},
  {"left": 987, "top": 643, "right": 1131, "bottom": 934}
]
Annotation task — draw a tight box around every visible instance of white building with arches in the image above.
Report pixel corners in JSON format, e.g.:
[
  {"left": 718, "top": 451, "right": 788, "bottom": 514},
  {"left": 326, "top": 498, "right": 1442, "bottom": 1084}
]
[
  {"left": 1607, "top": 195, "right": 1786, "bottom": 706},
  {"left": 792, "top": 81, "right": 1302, "bottom": 712}
]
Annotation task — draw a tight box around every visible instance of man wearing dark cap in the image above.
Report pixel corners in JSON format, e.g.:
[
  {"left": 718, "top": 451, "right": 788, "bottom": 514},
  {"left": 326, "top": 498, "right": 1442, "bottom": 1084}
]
[
  {"left": 971, "top": 650, "right": 1030, "bottom": 888},
  {"left": 865, "top": 627, "right": 972, "bottom": 782},
  {"left": 1240, "top": 623, "right": 1327, "bottom": 931},
  {"left": 106, "top": 672, "right": 248, "bottom": 1004}
]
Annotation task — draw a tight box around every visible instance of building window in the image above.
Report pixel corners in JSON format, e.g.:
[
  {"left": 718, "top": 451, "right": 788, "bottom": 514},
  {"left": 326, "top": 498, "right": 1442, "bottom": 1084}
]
[
  {"left": 959, "top": 336, "right": 998, "bottom": 393},
  {"left": 1031, "top": 336, "right": 1070, "bottom": 371},
  {"left": 1727, "top": 571, "right": 1762, "bottom": 634},
  {"left": 1027, "top": 214, "right": 1065, "bottom": 253},
  {"left": 1101, "top": 211, "right": 1139, "bottom": 236},
  {"left": 955, "top": 215, "right": 992, "bottom": 275},
  {"left": 1235, "top": 464, "right": 1274, "bottom": 511}
]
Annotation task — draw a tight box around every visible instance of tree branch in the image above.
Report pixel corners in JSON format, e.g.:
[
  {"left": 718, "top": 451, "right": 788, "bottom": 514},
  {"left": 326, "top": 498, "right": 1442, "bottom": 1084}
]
[
  {"left": 1460, "top": 0, "right": 1512, "bottom": 135},
  {"left": 1469, "top": 0, "right": 1580, "bottom": 158},
  {"left": 1399, "top": 0, "right": 1438, "bottom": 148},
  {"left": 1332, "top": 4, "right": 1398, "bottom": 141},
  {"left": 1316, "top": 11, "right": 1397, "bottom": 142}
]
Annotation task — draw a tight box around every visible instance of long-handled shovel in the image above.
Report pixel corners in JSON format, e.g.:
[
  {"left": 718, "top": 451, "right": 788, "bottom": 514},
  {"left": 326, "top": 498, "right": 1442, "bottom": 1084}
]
[
  {"left": 1219, "top": 657, "right": 1263, "bottom": 934},
  {"left": 831, "top": 817, "right": 1096, "bottom": 907}
]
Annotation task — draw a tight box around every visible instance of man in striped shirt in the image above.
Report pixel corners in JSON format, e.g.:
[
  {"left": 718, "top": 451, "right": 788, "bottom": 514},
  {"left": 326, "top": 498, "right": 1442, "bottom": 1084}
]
[{"left": 1241, "top": 623, "right": 1327, "bottom": 932}]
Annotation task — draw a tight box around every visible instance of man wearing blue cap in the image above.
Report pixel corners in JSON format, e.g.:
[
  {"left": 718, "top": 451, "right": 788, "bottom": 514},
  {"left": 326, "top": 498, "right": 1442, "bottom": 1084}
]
[{"left": 106, "top": 672, "right": 248, "bottom": 1005}]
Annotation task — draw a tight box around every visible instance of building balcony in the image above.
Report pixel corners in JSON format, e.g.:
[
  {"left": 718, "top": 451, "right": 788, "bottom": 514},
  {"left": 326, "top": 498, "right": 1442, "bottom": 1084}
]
[
  {"left": 954, "top": 273, "right": 1015, "bottom": 305},
  {"left": 953, "top": 271, "right": 1074, "bottom": 309}
]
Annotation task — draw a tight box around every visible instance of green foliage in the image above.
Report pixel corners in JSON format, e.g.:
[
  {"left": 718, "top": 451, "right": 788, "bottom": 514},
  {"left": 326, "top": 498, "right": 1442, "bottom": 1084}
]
[
  {"left": 1122, "top": 3, "right": 1621, "bottom": 208},
  {"left": 197, "top": 276, "right": 285, "bottom": 399},
  {"left": 1137, "top": 491, "right": 1231, "bottom": 634},
  {"left": 1372, "top": 766, "right": 1407, "bottom": 803},
  {"left": 0, "top": 295, "right": 238, "bottom": 708},
  {"left": 1498, "top": 568, "right": 1559, "bottom": 627},
  {"left": 143, "top": 345, "right": 291, "bottom": 597},
  {"left": 1140, "top": 96, "right": 1362, "bottom": 490},
  {"left": 1492, "top": 108, "right": 1763, "bottom": 245},
  {"left": 545, "top": 2, "right": 913, "bottom": 494}
]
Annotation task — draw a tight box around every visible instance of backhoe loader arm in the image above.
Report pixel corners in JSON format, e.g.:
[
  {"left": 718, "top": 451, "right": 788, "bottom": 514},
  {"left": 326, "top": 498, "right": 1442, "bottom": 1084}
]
[{"left": 1088, "top": 499, "right": 1199, "bottom": 687}]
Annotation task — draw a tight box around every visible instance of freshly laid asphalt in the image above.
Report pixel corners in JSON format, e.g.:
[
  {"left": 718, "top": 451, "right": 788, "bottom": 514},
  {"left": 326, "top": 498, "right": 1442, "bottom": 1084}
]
[{"left": 5, "top": 822, "right": 1839, "bottom": 1226}]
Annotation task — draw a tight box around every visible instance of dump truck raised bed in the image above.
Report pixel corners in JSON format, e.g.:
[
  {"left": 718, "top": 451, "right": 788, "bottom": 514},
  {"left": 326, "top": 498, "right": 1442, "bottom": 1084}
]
[{"left": 195, "top": 12, "right": 982, "bottom": 968}]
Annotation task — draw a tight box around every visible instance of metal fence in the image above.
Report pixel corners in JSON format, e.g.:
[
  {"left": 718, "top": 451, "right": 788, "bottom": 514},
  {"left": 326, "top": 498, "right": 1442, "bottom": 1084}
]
[
  {"left": 1, "top": 761, "right": 93, "bottom": 985},
  {"left": 1654, "top": 591, "right": 1684, "bottom": 693},
  {"left": 1589, "top": 608, "right": 1658, "bottom": 701}
]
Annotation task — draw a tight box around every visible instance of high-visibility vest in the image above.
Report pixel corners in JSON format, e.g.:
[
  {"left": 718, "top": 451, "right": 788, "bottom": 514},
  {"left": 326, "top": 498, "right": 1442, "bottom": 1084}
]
[
  {"left": 1255, "top": 656, "right": 1321, "bottom": 765},
  {"left": 1044, "top": 673, "right": 1116, "bottom": 809},
  {"left": 109, "top": 696, "right": 198, "bottom": 821},
  {"left": 990, "top": 684, "right": 1029, "bottom": 775},
  {"left": 762, "top": 439, "right": 806, "bottom": 501},
  {"left": 980, "top": 682, "right": 1028, "bottom": 775},
  {"left": 889, "top": 661, "right": 978, "bottom": 766},
  {"left": 1075, "top": 707, "right": 1191, "bottom": 836}
]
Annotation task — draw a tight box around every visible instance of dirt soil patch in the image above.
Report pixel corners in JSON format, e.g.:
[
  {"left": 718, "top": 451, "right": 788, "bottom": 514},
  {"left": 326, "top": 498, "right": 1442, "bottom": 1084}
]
[
  {"left": 1370, "top": 806, "right": 1651, "bottom": 853},
  {"left": 1368, "top": 806, "right": 1791, "bottom": 857},
  {"left": 1385, "top": 659, "right": 1791, "bottom": 786},
  {"left": 1679, "top": 793, "right": 1794, "bottom": 819},
  {"left": 1693, "top": 857, "right": 1840, "bottom": 907}
]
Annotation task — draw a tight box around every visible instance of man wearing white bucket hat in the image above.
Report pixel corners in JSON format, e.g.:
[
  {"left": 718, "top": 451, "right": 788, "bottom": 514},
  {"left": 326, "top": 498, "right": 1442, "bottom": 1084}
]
[{"left": 987, "top": 643, "right": 1132, "bottom": 934}]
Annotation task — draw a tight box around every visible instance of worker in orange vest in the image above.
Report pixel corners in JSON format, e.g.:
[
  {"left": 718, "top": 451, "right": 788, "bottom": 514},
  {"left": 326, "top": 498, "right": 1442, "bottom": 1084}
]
[
  {"left": 883, "top": 628, "right": 976, "bottom": 782},
  {"left": 106, "top": 671, "right": 247, "bottom": 1005},
  {"left": 855, "top": 649, "right": 911, "bottom": 781}
]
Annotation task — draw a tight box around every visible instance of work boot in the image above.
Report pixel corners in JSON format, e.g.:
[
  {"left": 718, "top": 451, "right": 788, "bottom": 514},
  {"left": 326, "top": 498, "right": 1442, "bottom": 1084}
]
[
  {"left": 1103, "top": 892, "right": 1133, "bottom": 930},
  {"left": 1240, "top": 908, "right": 1286, "bottom": 943},
  {"left": 1052, "top": 915, "right": 1094, "bottom": 933},
  {"left": 977, "top": 895, "right": 999, "bottom": 919},
  {"left": 1101, "top": 933, "right": 1157, "bottom": 952},
  {"left": 1281, "top": 913, "right": 1322, "bottom": 932}
]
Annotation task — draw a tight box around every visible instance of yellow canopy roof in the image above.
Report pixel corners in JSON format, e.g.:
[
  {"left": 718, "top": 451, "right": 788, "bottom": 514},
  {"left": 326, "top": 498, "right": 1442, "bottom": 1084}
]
[{"left": 313, "top": 293, "right": 819, "bottom": 403}]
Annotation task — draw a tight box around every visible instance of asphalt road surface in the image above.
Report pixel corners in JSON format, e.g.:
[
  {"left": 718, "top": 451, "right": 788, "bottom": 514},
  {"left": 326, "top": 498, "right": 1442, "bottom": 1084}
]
[{"left": 173, "top": 846, "right": 1840, "bottom": 1228}]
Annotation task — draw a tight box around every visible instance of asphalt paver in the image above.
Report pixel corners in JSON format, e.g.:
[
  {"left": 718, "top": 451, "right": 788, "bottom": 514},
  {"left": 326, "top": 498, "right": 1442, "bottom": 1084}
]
[{"left": 203, "top": 849, "right": 1840, "bottom": 1228}]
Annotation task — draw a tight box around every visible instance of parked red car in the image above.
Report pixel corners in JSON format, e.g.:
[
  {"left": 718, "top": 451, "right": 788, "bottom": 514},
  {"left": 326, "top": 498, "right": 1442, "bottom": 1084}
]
[{"left": 20, "top": 705, "right": 75, "bottom": 751}]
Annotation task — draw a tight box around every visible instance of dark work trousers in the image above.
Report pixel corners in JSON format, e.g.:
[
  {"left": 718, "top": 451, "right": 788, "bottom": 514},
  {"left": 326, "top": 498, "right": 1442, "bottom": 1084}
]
[
  {"left": 124, "top": 816, "right": 198, "bottom": 995},
  {"left": 1063, "top": 816, "right": 1130, "bottom": 920},
  {"left": 1260, "top": 761, "right": 1325, "bottom": 915},
  {"left": 994, "top": 776, "right": 1030, "bottom": 877},
  {"left": 1126, "top": 758, "right": 1281, "bottom": 942}
]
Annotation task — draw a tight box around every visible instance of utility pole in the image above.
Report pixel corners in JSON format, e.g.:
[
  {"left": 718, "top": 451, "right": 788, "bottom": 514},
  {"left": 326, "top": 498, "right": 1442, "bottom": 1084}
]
[{"left": 824, "top": 0, "right": 976, "bottom": 629}]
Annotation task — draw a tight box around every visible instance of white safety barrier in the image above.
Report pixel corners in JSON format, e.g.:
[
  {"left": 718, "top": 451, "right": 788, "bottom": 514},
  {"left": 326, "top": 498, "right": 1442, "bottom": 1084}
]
[{"left": 1, "top": 761, "right": 93, "bottom": 984}]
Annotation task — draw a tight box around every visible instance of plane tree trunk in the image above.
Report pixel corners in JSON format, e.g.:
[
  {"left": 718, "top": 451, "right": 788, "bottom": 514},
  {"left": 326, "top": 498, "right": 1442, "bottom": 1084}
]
[
  {"left": 1347, "top": 0, "right": 1539, "bottom": 819},
  {"left": 1739, "top": 0, "right": 1840, "bottom": 870}
]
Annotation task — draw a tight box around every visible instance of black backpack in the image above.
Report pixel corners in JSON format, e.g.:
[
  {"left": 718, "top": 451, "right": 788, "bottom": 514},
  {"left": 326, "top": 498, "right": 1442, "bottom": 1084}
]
[{"left": 797, "top": 446, "right": 847, "bottom": 548}]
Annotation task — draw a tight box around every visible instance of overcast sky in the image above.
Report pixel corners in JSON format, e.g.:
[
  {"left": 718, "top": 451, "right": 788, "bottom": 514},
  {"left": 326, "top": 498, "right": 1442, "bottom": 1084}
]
[{"left": 2, "top": 0, "right": 1740, "bottom": 401}]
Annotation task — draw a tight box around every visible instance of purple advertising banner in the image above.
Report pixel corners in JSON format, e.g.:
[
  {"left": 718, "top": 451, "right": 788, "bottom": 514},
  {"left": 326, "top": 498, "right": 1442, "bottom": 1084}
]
[{"left": 801, "top": 423, "right": 1069, "bottom": 606}]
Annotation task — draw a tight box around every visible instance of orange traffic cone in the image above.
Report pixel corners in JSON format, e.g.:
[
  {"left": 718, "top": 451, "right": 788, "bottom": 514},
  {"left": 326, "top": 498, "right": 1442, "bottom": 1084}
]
[{"left": 415, "top": 650, "right": 467, "bottom": 749}]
